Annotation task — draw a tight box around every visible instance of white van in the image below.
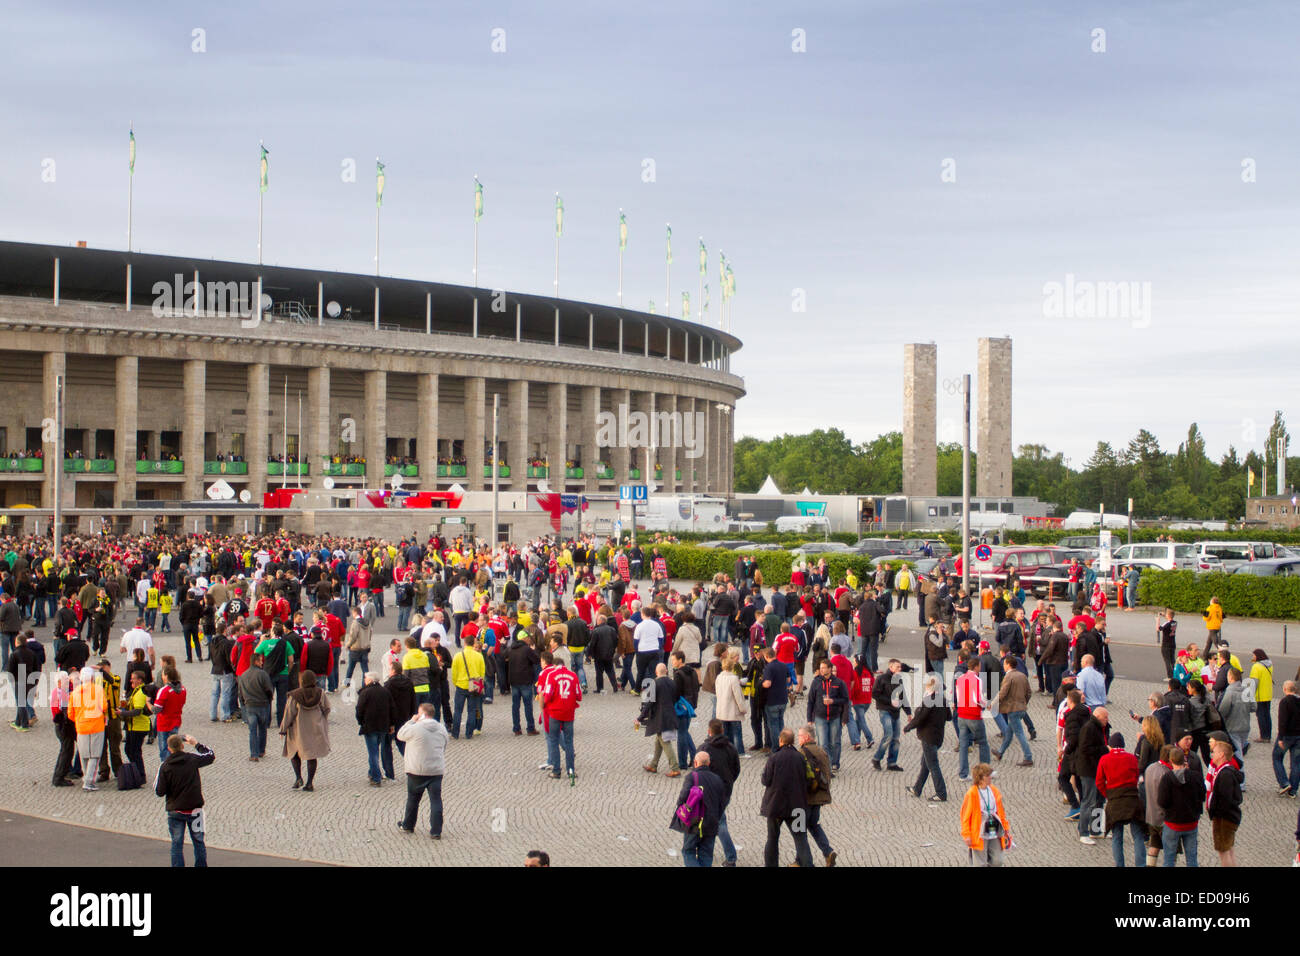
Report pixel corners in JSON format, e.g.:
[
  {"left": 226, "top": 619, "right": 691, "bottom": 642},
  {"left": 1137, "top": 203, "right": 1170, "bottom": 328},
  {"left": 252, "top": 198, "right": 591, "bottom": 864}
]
[
  {"left": 775, "top": 515, "right": 830, "bottom": 535},
  {"left": 1109, "top": 542, "right": 1197, "bottom": 571},
  {"left": 1191, "top": 541, "right": 1282, "bottom": 569}
]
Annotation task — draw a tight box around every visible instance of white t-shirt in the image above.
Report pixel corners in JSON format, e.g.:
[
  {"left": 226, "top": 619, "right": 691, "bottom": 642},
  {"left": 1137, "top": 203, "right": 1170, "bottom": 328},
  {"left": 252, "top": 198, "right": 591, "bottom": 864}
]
[
  {"left": 120, "top": 627, "right": 154, "bottom": 658},
  {"left": 634, "top": 618, "right": 664, "bottom": 653},
  {"left": 135, "top": 579, "right": 149, "bottom": 605},
  {"left": 421, "top": 618, "right": 448, "bottom": 649}
]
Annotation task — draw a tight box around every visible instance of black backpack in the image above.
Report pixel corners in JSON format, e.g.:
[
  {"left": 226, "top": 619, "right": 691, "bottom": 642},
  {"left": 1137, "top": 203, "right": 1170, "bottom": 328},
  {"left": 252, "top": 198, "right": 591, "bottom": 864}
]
[{"left": 116, "top": 762, "right": 145, "bottom": 791}]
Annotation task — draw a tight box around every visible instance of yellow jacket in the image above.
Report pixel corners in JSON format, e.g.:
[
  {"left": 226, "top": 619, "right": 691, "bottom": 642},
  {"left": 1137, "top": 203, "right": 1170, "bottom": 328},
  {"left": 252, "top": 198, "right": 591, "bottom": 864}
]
[
  {"left": 1250, "top": 659, "right": 1274, "bottom": 702},
  {"left": 1203, "top": 603, "right": 1224, "bottom": 630},
  {"left": 451, "top": 648, "right": 485, "bottom": 691}
]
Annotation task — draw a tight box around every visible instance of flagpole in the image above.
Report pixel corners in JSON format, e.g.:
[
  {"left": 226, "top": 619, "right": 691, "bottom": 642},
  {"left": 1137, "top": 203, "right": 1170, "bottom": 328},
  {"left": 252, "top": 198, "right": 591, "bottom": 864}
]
[
  {"left": 257, "top": 141, "right": 264, "bottom": 266},
  {"left": 297, "top": 389, "right": 303, "bottom": 491},
  {"left": 554, "top": 193, "right": 561, "bottom": 299},
  {"left": 665, "top": 223, "right": 671, "bottom": 309},
  {"left": 473, "top": 175, "right": 479, "bottom": 288},
  {"left": 375, "top": 203, "right": 380, "bottom": 277},
  {"left": 281, "top": 376, "right": 288, "bottom": 492},
  {"left": 127, "top": 126, "right": 134, "bottom": 253},
  {"left": 617, "top": 209, "right": 624, "bottom": 307},
  {"left": 698, "top": 239, "right": 704, "bottom": 323}
]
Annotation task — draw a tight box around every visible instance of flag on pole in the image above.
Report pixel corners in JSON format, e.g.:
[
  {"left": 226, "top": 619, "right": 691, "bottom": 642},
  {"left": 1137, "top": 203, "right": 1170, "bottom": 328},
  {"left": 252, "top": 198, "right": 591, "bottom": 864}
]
[
  {"left": 703, "top": 283, "right": 710, "bottom": 313},
  {"left": 725, "top": 262, "right": 735, "bottom": 298},
  {"left": 681, "top": 291, "right": 690, "bottom": 319},
  {"left": 259, "top": 144, "right": 269, "bottom": 193},
  {"left": 1248, "top": 467, "right": 1255, "bottom": 488},
  {"left": 555, "top": 194, "right": 564, "bottom": 237},
  {"left": 619, "top": 210, "right": 628, "bottom": 252},
  {"left": 474, "top": 178, "right": 483, "bottom": 222},
  {"left": 718, "top": 253, "right": 727, "bottom": 298},
  {"left": 129, "top": 128, "right": 136, "bottom": 174},
  {"left": 698, "top": 238, "right": 706, "bottom": 275},
  {"left": 666, "top": 224, "right": 672, "bottom": 264},
  {"left": 375, "top": 159, "right": 386, "bottom": 207},
  {"left": 649, "top": 300, "right": 656, "bottom": 314}
]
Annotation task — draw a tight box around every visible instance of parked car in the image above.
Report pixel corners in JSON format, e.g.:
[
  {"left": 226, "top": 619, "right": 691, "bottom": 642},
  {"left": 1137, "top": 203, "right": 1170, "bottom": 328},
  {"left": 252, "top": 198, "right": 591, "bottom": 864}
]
[
  {"left": 791, "top": 541, "right": 853, "bottom": 556},
  {"left": 972, "top": 546, "right": 1071, "bottom": 583},
  {"left": 1109, "top": 542, "right": 1197, "bottom": 571},
  {"left": 734, "top": 543, "right": 784, "bottom": 552},
  {"left": 1191, "top": 540, "right": 1285, "bottom": 570},
  {"left": 775, "top": 515, "right": 831, "bottom": 534},
  {"left": 1231, "top": 558, "right": 1300, "bottom": 577},
  {"left": 697, "top": 539, "right": 750, "bottom": 550}
]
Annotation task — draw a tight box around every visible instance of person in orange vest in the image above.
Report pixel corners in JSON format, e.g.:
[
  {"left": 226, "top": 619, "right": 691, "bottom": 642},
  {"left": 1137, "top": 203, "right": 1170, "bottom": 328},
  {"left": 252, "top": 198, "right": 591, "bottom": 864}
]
[
  {"left": 960, "top": 762, "right": 1011, "bottom": 866},
  {"left": 68, "top": 666, "right": 108, "bottom": 792}
]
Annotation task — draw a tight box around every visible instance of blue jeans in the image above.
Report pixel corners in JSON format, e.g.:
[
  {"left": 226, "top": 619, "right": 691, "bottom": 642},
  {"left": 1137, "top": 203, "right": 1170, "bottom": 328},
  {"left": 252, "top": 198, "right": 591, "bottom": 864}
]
[
  {"left": 708, "top": 615, "right": 729, "bottom": 648},
  {"left": 764, "top": 704, "right": 785, "bottom": 751},
  {"left": 145, "top": 608, "right": 157, "bottom": 629},
  {"left": 1162, "top": 824, "right": 1198, "bottom": 867},
  {"left": 328, "top": 647, "right": 342, "bottom": 692},
  {"left": 873, "top": 711, "right": 900, "bottom": 765},
  {"left": 511, "top": 685, "right": 536, "bottom": 733},
  {"left": 996, "top": 710, "right": 1032, "bottom": 761},
  {"left": 246, "top": 703, "right": 270, "bottom": 757},
  {"left": 345, "top": 651, "right": 370, "bottom": 687},
  {"left": 846, "top": 703, "right": 875, "bottom": 747},
  {"left": 682, "top": 829, "right": 716, "bottom": 867},
  {"left": 397, "top": 605, "right": 412, "bottom": 632},
  {"left": 723, "top": 719, "right": 745, "bottom": 754},
  {"left": 271, "top": 674, "right": 289, "bottom": 725},
  {"left": 569, "top": 649, "right": 587, "bottom": 690},
  {"left": 167, "top": 810, "right": 207, "bottom": 867},
  {"left": 403, "top": 773, "right": 443, "bottom": 835},
  {"left": 716, "top": 810, "right": 737, "bottom": 864},
  {"left": 676, "top": 712, "right": 696, "bottom": 770},
  {"left": 1229, "top": 733, "right": 1249, "bottom": 784},
  {"left": 807, "top": 804, "right": 834, "bottom": 857},
  {"left": 815, "top": 714, "right": 843, "bottom": 767},
  {"left": 1273, "top": 735, "right": 1300, "bottom": 791},
  {"left": 957, "top": 717, "right": 990, "bottom": 779},
  {"left": 452, "top": 687, "right": 482, "bottom": 738},
  {"left": 364, "top": 730, "right": 392, "bottom": 782},
  {"left": 157, "top": 728, "right": 177, "bottom": 763},
  {"left": 1111, "top": 820, "right": 1147, "bottom": 867},
  {"left": 860, "top": 634, "right": 880, "bottom": 673},
  {"left": 209, "top": 673, "right": 235, "bottom": 720},
  {"left": 546, "top": 718, "right": 576, "bottom": 774}
]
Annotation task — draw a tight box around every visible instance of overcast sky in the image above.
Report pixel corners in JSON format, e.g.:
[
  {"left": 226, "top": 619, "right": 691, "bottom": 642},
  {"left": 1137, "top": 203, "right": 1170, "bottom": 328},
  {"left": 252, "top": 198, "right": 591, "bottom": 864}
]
[{"left": 4, "top": 0, "right": 1297, "bottom": 467}]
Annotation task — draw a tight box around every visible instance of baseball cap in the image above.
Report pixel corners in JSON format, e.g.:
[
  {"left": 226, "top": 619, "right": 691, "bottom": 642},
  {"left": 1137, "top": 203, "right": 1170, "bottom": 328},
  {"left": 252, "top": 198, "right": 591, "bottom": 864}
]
[
  {"left": 978, "top": 640, "right": 990, "bottom": 651},
  {"left": 1207, "top": 730, "right": 1232, "bottom": 745}
]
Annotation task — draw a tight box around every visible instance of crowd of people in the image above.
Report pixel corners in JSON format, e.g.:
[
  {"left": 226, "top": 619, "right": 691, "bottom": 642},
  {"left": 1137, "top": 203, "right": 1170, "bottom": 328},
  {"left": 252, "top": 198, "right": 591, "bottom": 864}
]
[{"left": 0, "top": 528, "right": 1297, "bottom": 868}]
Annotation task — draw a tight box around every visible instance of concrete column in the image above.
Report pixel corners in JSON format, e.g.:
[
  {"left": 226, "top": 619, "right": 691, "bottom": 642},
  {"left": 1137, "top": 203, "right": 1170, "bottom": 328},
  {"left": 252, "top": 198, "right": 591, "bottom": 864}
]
[
  {"left": 507, "top": 380, "right": 528, "bottom": 487},
  {"left": 683, "top": 397, "right": 698, "bottom": 493},
  {"left": 581, "top": 386, "right": 599, "bottom": 493},
  {"left": 417, "top": 372, "right": 438, "bottom": 486},
  {"left": 659, "top": 394, "right": 678, "bottom": 494},
  {"left": 182, "top": 359, "right": 205, "bottom": 500},
  {"left": 365, "top": 370, "right": 387, "bottom": 487},
  {"left": 307, "top": 366, "right": 331, "bottom": 485},
  {"left": 465, "top": 376, "right": 485, "bottom": 491},
  {"left": 115, "top": 356, "right": 139, "bottom": 507},
  {"left": 42, "top": 352, "right": 65, "bottom": 509},
  {"left": 246, "top": 363, "right": 269, "bottom": 500},
  {"left": 609, "top": 387, "right": 631, "bottom": 485},
  {"left": 706, "top": 402, "right": 720, "bottom": 495},
  {"left": 902, "top": 343, "right": 937, "bottom": 497},
  {"left": 723, "top": 407, "right": 734, "bottom": 496},
  {"left": 977, "top": 336, "right": 1014, "bottom": 498},
  {"left": 547, "top": 382, "right": 567, "bottom": 487}
]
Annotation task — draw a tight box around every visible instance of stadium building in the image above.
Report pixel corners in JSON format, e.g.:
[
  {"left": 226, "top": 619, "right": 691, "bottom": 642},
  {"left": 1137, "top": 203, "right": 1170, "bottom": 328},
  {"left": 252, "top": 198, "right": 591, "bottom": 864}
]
[{"left": 0, "top": 240, "right": 743, "bottom": 533}]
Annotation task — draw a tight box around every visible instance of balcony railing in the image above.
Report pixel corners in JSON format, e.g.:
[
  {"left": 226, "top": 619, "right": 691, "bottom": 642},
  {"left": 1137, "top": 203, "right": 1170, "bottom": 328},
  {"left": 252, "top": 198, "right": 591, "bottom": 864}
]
[
  {"left": 322, "top": 462, "right": 366, "bottom": 476},
  {"left": 384, "top": 464, "right": 419, "bottom": 477},
  {"left": 437, "top": 464, "right": 467, "bottom": 478},
  {"left": 268, "top": 462, "right": 310, "bottom": 476},
  {"left": 483, "top": 465, "right": 510, "bottom": 478},
  {"left": 527, "top": 465, "right": 548, "bottom": 478},
  {"left": 63, "top": 459, "right": 116, "bottom": 473},
  {"left": 136, "top": 460, "right": 184, "bottom": 474},
  {"left": 0, "top": 457, "right": 43, "bottom": 473},
  {"left": 566, "top": 466, "right": 584, "bottom": 479},
  {"left": 204, "top": 461, "right": 249, "bottom": 475}
]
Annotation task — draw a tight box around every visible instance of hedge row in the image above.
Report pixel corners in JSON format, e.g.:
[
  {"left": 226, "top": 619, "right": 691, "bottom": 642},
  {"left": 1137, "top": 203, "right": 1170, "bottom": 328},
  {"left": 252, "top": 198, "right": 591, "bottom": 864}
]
[
  {"left": 651, "top": 544, "right": 908, "bottom": 587},
  {"left": 1136, "top": 569, "right": 1300, "bottom": 621}
]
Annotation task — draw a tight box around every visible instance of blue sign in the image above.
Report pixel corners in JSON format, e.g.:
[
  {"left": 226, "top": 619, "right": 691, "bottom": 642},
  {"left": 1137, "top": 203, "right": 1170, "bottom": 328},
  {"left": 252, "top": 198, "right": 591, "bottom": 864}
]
[
  {"left": 560, "top": 494, "right": 580, "bottom": 509},
  {"left": 619, "top": 484, "right": 648, "bottom": 502},
  {"left": 974, "top": 544, "right": 992, "bottom": 561}
]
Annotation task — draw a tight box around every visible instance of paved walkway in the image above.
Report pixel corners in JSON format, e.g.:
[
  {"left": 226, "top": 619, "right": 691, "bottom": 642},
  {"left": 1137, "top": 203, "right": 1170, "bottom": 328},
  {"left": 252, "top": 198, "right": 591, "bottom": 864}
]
[{"left": 3, "top": 615, "right": 1297, "bottom": 866}]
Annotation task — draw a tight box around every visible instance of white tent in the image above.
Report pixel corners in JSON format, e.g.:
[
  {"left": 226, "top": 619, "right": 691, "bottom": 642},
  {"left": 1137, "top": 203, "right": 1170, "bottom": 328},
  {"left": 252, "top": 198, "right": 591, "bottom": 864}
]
[
  {"left": 800, "top": 486, "right": 814, "bottom": 496},
  {"left": 757, "top": 474, "right": 782, "bottom": 495}
]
